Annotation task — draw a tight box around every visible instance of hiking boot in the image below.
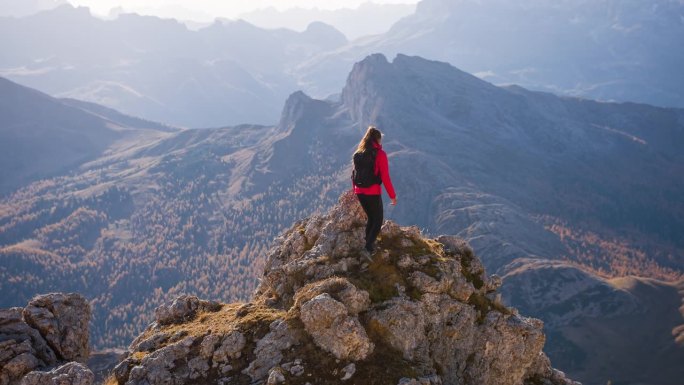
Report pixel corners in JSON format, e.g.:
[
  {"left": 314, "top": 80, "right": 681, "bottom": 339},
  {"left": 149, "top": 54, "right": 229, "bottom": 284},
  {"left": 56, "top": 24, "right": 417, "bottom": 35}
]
[{"left": 360, "top": 249, "right": 374, "bottom": 263}]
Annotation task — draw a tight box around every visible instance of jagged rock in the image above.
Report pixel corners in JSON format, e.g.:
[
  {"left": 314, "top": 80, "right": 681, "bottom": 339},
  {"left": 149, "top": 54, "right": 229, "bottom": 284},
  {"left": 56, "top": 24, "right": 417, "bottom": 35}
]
[
  {"left": 366, "top": 298, "right": 427, "bottom": 361},
  {"left": 407, "top": 257, "right": 476, "bottom": 302},
  {"left": 419, "top": 290, "right": 549, "bottom": 385},
  {"left": 130, "top": 332, "right": 169, "bottom": 353},
  {"left": 198, "top": 334, "right": 219, "bottom": 359},
  {"left": 112, "top": 358, "right": 135, "bottom": 385},
  {"left": 409, "top": 271, "right": 444, "bottom": 294},
  {"left": 255, "top": 192, "right": 369, "bottom": 308},
  {"left": 22, "top": 293, "right": 90, "bottom": 363},
  {"left": 299, "top": 293, "right": 373, "bottom": 361},
  {"left": 461, "top": 312, "right": 546, "bottom": 385},
  {"left": 125, "top": 336, "right": 196, "bottom": 385},
  {"left": 1, "top": 308, "right": 56, "bottom": 385},
  {"left": 281, "top": 359, "right": 305, "bottom": 376},
  {"left": 435, "top": 235, "right": 472, "bottom": 257},
  {"left": 485, "top": 275, "right": 502, "bottom": 292},
  {"left": 523, "top": 352, "right": 580, "bottom": 385},
  {"left": 242, "top": 320, "right": 296, "bottom": 381},
  {"left": 1, "top": 294, "right": 91, "bottom": 385},
  {"left": 293, "top": 277, "right": 370, "bottom": 316},
  {"left": 154, "top": 295, "right": 221, "bottom": 325},
  {"left": 187, "top": 357, "right": 209, "bottom": 380},
  {"left": 111, "top": 191, "right": 578, "bottom": 385},
  {"left": 1, "top": 346, "right": 42, "bottom": 385},
  {"left": 19, "top": 362, "right": 93, "bottom": 385},
  {"left": 380, "top": 220, "right": 403, "bottom": 239},
  {"left": 212, "top": 330, "right": 246, "bottom": 372}
]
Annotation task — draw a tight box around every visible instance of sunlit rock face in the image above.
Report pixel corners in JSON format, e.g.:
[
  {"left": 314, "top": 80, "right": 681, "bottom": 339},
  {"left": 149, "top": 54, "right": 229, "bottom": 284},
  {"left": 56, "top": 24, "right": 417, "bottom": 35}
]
[{"left": 111, "top": 192, "right": 578, "bottom": 385}]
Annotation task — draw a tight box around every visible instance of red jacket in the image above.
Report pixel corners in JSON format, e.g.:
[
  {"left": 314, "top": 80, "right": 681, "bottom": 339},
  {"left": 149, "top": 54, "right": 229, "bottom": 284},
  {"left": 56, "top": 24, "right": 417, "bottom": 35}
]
[{"left": 353, "top": 142, "right": 396, "bottom": 199}]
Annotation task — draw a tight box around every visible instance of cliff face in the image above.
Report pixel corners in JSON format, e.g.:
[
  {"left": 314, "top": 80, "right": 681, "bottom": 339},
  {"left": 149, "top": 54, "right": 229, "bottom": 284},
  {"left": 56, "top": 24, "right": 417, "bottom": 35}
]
[{"left": 112, "top": 191, "right": 577, "bottom": 385}]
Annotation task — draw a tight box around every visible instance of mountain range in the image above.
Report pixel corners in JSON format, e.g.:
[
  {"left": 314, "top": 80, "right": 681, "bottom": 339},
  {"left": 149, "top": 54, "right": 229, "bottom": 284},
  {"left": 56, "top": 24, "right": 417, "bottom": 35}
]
[
  {"left": 299, "top": 0, "right": 684, "bottom": 109},
  {"left": 0, "top": 4, "right": 347, "bottom": 127},
  {"left": 2, "top": 0, "right": 683, "bottom": 129},
  {"left": 0, "top": 0, "right": 66, "bottom": 17},
  {"left": 1, "top": 53, "right": 683, "bottom": 384},
  {"left": 239, "top": 2, "right": 417, "bottom": 40}
]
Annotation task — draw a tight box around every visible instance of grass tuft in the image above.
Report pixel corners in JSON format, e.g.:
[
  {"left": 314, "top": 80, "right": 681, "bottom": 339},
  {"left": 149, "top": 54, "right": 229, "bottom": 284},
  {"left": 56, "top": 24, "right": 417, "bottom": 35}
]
[
  {"left": 467, "top": 292, "right": 511, "bottom": 324},
  {"left": 460, "top": 250, "right": 485, "bottom": 290}
]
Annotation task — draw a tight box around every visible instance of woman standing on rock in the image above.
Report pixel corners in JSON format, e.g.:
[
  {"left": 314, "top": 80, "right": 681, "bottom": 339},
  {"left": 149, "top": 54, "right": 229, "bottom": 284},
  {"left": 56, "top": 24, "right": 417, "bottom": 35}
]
[{"left": 352, "top": 126, "right": 397, "bottom": 253}]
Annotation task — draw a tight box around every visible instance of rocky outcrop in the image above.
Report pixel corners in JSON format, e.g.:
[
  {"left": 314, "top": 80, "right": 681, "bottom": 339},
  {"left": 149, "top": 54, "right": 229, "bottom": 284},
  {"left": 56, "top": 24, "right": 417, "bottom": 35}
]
[
  {"left": 19, "top": 362, "right": 93, "bottom": 385},
  {"left": 0, "top": 308, "right": 57, "bottom": 383},
  {"left": 299, "top": 293, "right": 374, "bottom": 361},
  {"left": 153, "top": 295, "right": 221, "bottom": 326},
  {"left": 0, "top": 294, "right": 92, "bottom": 385},
  {"left": 22, "top": 293, "right": 90, "bottom": 363},
  {"left": 111, "top": 191, "right": 579, "bottom": 385}
]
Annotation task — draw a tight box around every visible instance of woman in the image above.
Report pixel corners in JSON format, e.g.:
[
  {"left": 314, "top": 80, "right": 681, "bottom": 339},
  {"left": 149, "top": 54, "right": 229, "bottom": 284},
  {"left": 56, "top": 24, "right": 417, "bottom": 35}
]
[{"left": 352, "top": 126, "right": 397, "bottom": 253}]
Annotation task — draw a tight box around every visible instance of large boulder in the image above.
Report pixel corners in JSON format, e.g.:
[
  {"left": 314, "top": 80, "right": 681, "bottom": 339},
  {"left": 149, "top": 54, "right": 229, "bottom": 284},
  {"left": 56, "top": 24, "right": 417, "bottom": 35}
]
[
  {"left": 22, "top": 293, "right": 90, "bottom": 363},
  {"left": 125, "top": 336, "right": 197, "bottom": 385},
  {"left": 20, "top": 362, "right": 93, "bottom": 385},
  {"left": 1, "top": 294, "right": 91, "bottom": 385},
  {"left": 366, "top": 298, "right": 427, "bottom": 361},
  {"left": 299, "top": 293, "right": 373, "bottom": 361},
  {"left": 242, "top": 320, "right": 297, "bottom": 381},
  {"left": 0, "top": 338, "right": 43, "bottom": 385},
  {"left": 1, "top": 308, "right": 58, "bottom": 383},
  {"left": 293, "top": 277, "right": 371, "bottom": 316}
]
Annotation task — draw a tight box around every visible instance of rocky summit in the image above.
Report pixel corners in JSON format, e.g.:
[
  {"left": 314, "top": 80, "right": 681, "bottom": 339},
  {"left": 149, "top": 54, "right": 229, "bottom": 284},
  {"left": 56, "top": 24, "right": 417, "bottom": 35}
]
[{"left": 111, "top": 191, "right": 577, "bottom": 385}]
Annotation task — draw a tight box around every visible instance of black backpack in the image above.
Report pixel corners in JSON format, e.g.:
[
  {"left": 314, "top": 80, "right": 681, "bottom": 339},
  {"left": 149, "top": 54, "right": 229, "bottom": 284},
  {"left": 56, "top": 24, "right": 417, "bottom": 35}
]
[{"left": 352, "top": 149, "right": 382, "bottom": 187}]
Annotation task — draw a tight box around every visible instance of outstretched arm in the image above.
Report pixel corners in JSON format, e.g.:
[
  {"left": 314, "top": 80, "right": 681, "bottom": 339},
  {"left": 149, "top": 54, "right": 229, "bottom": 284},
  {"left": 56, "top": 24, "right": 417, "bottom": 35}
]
[{"left": 377, "top": 151, "right": 396, "bottom": 203}]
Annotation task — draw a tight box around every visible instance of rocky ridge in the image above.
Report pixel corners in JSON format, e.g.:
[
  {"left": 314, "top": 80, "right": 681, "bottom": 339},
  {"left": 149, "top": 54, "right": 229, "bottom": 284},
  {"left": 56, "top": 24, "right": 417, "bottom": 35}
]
[
  {"left": 0, "top": 293, "right": 93, "bottom": 385},
  {"left": 111, "top": 191, "right": 578, "bottom": 385}
]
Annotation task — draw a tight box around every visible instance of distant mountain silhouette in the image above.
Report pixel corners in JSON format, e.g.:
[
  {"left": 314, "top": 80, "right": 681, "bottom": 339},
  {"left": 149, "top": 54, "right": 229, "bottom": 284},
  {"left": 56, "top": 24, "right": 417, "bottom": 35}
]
[
  {"left": 0, "top": 4, "right": 347, "bottom": 127},
  {"left": 239, "top": 2, "right": 416, "bottom": 40},
  {"left": 60, "top": 98, "right": 177, "bottom": 132},
  {"left": 0, "top": 0, "right": 66, "bottom": 17},
  {"left": 299, "top": 0, "right": 684, "bottom": 109},
  {"left": 5, "top": 1, "right": 682, "bottom": 129},
  {"left": 1, "top": 55, "right": 683, "bottom": 384},
  {"left": 0, "top": 76, "right": 173, "bottom": 194}
]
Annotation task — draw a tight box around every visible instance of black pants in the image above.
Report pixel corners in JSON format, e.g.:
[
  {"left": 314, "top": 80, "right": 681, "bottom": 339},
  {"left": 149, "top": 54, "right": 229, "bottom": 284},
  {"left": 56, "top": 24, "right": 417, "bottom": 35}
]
[{"left": 357, "top": 194, "right": 383, "bottom": 249}]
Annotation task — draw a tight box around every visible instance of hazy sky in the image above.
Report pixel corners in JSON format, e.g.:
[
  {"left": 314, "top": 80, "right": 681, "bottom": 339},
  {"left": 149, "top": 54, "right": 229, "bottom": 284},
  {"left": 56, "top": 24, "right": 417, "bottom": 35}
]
[{"left": 66, "top": 0, "right": 420, "bottom": 19}]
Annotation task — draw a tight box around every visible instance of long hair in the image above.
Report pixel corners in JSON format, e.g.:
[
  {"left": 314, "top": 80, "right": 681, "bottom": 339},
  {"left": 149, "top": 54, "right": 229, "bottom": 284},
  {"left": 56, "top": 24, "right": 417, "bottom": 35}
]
[{"left": 355, "top": 126, "right": 382, "bottom": 153}]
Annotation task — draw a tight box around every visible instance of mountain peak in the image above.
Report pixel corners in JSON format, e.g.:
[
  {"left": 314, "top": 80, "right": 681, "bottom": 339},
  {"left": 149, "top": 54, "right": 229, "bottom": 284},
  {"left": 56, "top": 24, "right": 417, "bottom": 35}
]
[
  {"left": 302, "top": 21, "right": 348, "bottom": 46},
  {"left": 341, "top": 53, "right": 500, "bottom": 125},
  {"left": 414, "top": 0, "right": 454, "bottom": 15},
  {"left": 341, "top": 53, "right": 394, "bottom": 123},
  {"left": 277, "top": 90, "right": 331, "bottom": 131},
  {"left": 37, "top": 3, "right": 92, "bottom": 18},
  {"left": 110, "top": 191, "right": 577, "bottom": 385}
]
